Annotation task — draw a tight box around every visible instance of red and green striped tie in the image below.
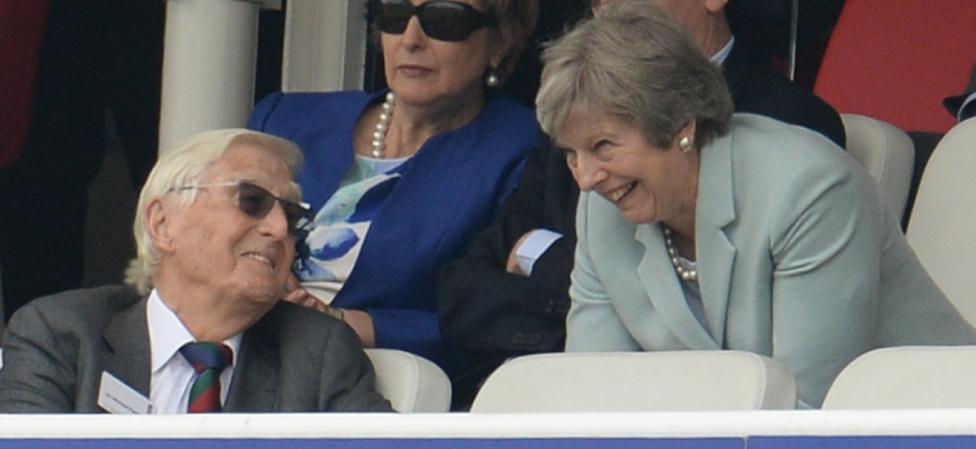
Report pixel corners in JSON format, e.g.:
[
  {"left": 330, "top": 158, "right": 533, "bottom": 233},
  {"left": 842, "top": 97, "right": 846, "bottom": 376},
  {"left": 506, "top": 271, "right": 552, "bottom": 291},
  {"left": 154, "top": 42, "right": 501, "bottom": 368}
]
[{"left": 179, "top": 342, "right": 233, "bottom": 413}]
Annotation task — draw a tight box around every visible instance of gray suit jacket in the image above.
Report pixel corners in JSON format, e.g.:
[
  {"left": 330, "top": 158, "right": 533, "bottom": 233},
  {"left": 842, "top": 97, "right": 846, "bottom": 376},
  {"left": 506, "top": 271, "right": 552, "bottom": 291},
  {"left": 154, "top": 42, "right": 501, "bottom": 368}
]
[
  {"left": 567, "top": 114, "right": 976, "bottom": 408},
  {"left": 0, "top": 285, "right": 392, "bottom": 413}
]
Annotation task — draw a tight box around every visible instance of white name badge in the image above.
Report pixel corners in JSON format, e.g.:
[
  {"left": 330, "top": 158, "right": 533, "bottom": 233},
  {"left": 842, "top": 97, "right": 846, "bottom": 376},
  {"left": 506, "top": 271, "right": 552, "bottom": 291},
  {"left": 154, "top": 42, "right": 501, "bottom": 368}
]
[{"left": 97, "top": 371, "right": 154, "bottom": 414}]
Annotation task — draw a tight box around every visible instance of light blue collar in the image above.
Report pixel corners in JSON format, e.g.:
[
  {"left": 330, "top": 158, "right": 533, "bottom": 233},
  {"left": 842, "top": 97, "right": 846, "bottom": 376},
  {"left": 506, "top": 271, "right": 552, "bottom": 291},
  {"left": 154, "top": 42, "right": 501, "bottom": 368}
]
[{"left": 711, "top": 36, "right": 735, "bottom": 66}]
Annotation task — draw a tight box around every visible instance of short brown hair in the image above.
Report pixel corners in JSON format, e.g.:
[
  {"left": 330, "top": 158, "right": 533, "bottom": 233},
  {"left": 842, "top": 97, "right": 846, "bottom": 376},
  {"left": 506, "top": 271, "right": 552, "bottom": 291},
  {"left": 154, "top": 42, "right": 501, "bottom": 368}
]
[
  {"left": 483, "top": 0, "right": 540, "bottom": 82},
  {"left": 536, "top": 0, "right": 732, "bottom": 148}
]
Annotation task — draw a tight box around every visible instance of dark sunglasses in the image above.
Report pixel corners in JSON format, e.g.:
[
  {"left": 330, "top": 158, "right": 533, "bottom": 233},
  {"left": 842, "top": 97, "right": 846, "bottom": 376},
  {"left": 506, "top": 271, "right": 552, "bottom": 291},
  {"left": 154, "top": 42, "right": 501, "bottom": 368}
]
[
  {"left": 169, "top": 181, "right": 312, "bottom": 235},
  {"left": 377, "top": 0, "right": 496, "bottom": 42}
]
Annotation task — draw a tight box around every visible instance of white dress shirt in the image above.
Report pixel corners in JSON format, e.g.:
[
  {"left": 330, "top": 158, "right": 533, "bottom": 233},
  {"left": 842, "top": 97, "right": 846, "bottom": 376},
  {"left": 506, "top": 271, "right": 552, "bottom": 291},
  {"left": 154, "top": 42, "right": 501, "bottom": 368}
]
[{"left": 146, "top": 290, "right": 242, "bottom": 414}]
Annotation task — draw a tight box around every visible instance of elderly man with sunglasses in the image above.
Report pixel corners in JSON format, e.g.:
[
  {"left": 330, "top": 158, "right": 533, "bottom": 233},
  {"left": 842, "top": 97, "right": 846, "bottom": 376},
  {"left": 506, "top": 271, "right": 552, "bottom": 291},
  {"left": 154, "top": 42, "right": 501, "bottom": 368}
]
[{"left": 0, "top": 129, "right": 392, "bottom": 413}]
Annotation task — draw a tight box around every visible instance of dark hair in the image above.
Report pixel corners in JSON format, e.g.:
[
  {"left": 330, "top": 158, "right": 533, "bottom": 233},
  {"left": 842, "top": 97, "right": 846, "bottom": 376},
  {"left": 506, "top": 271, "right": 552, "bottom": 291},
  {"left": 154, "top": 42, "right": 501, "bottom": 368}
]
[{"left": 482, "top": 0, "right": 540, "bottom": 82}]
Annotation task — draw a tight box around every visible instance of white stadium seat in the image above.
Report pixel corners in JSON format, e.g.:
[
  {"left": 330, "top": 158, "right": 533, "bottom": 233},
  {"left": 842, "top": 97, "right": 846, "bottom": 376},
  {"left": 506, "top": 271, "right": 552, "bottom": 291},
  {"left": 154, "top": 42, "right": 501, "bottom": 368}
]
[
  {"left": 364, "top": 348, "right": 451, "bottom": 413},
  {"left": 470, "top": 351, "right": 796, "bottom": 412},
  {"left": 823, "top": 346, "right": 976, "bottom": 409},
  {"left": 841, "top": 113, "right": 915, "bottom": 220},
  {"left": 906, "top": 118, "right": 976, "bottom": 326}
]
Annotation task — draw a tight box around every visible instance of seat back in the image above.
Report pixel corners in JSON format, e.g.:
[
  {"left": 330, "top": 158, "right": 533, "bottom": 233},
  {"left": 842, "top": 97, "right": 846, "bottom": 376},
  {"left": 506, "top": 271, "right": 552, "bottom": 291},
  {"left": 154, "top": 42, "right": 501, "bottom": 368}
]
[
  {"left": 823, "top": 346, "right": 976, "bottom": 409},
  {"left": 814, "top": 1, "right": 976, "bottom": 133},
  {"left": 469, "top": 351, "right": 796, "bottom": 413},
  {"left": 906, "top": 118, "right": 976, "bottom": 325},
  {"left": 364, "top": 348, "right": 451, "bottom": 412},
  {"left": 0, "top": 259, "right": 4, "bottom": 329},
  {"left": 840, "top": 114, "right": 914, "bottom": 220}
]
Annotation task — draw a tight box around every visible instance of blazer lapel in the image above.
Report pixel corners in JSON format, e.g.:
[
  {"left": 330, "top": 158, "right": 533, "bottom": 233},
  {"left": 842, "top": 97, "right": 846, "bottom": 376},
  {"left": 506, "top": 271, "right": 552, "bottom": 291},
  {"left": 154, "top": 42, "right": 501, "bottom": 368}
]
[
  {"left": 635, "top": 225, "right": 717, "bottom": 349},
  {"left": 695, "top": 133, "right": 738, "bottom": 347},
  {"left": 102, "top": 298, "right": 152, "bottom": 397},
  {"left": 224, "top": 325, "right": 278, "bottom": 412}
]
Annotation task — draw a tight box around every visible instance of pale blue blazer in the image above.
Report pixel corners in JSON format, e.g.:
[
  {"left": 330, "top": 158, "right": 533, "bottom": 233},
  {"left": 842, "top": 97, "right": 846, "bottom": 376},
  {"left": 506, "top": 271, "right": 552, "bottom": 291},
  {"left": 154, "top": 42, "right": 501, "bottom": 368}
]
[{"left": 566, "top": 114, "right": 976, "bottom": 408}]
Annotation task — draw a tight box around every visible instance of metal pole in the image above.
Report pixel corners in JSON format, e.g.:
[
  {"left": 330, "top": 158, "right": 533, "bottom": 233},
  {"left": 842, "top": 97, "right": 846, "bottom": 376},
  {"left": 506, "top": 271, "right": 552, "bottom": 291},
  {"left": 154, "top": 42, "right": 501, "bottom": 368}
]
[
  {"left": 282, "top": 0, "right": 368, "bottom": 93},
  {"left": 788, "top": 0, "right": 799, "bottom": 81},
  {"left": 158, "top": 0, "right": 262, "bottom": 153}
]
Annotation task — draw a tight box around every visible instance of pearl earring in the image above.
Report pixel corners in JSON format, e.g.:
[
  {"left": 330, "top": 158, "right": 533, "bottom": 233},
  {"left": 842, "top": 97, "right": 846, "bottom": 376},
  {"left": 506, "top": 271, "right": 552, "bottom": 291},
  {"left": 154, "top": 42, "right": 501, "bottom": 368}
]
[
  {"left": 486, "top": 70, "right": 500, "bottom": 87},
  {"left": 679, "top": 136, "right": 692, "bottom": 153}
]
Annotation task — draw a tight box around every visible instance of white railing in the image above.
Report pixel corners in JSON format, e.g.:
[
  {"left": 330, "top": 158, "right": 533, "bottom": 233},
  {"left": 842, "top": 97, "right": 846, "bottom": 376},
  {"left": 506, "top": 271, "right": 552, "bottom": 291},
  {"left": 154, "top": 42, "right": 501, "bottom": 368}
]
[{"left": 0, "top": 410, "right": 975, "bottom": 439}]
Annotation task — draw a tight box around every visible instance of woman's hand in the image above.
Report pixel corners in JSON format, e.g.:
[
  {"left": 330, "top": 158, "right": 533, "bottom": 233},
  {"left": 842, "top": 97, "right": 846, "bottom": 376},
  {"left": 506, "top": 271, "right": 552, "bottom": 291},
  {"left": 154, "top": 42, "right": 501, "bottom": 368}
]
[
  {"left": 341, "top": 309, "right": 376, "bottom": 348},
  {"left": 282, "top": 274, "right": 328, "bottom": 313},
  {"left": 506, "top": 233, "right": 532, "bottom": 276},
  {"left": 281, "top": 273, "right": 376, "bottom": 347}
]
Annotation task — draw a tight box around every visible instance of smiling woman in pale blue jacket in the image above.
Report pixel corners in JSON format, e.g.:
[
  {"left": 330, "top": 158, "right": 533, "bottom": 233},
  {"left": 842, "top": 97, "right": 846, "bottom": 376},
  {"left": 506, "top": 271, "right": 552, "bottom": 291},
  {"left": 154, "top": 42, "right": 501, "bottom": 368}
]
[{"left": 537, "top": 0, "right": 976, "bottom": 408}]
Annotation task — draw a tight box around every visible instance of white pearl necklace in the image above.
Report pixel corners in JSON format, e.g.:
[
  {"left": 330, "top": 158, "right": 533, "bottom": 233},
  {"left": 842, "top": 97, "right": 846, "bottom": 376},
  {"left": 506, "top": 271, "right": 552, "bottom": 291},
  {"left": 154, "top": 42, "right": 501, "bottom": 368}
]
[
  {"left": 663, "top": 227, "right": 698, "bottom": 282},
  {"left": 371, "top": 92, "right": 395, "bottom": 158}
]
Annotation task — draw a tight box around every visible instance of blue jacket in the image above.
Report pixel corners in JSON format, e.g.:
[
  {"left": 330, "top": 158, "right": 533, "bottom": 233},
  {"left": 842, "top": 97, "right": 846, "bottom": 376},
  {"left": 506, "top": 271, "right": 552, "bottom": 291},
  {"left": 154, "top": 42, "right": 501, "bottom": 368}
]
[{"left": 248, "top": 90, "right": 539, "bottom": 377}]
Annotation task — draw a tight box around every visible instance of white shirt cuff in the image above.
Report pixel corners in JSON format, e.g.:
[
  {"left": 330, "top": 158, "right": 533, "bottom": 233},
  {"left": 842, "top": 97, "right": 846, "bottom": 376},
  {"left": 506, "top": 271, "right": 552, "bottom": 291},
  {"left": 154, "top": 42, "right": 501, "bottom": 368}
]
[{"left": 515, "top": 229, "right": 563, "bottom": 276}]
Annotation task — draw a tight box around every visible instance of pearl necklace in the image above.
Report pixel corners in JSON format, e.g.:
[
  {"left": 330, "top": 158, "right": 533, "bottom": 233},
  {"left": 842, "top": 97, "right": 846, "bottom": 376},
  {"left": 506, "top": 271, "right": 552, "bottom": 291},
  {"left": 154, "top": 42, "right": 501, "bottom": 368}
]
[
  {"left": 371, "top": 92, "right": 395, "bottom": 158},
  {"left": 663, "top": 227, "right": 698, "bottom": 282}
]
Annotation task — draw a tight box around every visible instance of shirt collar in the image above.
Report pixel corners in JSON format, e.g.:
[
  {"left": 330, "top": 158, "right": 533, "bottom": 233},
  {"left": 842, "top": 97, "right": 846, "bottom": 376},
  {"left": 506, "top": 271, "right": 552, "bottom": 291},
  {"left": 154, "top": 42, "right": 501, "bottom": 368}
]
[
  {"left": 711, "top": 36, "right": 735, "bottom": 66},
  {"left": 146, "top": 289, "right": 243, "bottom": 374}
]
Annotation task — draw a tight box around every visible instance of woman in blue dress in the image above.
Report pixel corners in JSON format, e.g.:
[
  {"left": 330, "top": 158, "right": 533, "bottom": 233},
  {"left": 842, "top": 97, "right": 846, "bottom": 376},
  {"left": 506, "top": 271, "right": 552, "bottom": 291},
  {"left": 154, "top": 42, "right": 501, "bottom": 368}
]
[{"left": 248, "top": 0, "right": 540, "bottom": 400}]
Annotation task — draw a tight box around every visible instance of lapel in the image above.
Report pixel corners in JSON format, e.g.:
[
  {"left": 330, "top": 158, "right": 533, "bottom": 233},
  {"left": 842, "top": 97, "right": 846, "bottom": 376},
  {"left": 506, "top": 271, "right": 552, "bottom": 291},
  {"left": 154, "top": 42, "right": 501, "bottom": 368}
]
[
  {"left": 695, "top": 132, "right": 738, "bottom": 347},
  {"left": 296, "top": 93, "right": 368, "bottom": 211},
  {"left": 224, "top": 318, "right": 279, "bottom": 412},
  {"left": 635, "top": 225, "right": 717, "bottom": 349},
  {"left": 102, "top": 298, "right": 152, "bottom": 397},
  {"left": 339, "top": 93, "right": 536, "bottom": 305}
]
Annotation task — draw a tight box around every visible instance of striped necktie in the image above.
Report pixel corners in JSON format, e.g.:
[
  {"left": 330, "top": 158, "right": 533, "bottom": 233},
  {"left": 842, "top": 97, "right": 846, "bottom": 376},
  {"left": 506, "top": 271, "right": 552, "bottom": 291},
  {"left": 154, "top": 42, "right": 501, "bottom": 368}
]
[{"left": 179, "top": 342, "right": 233, "bottom": 413}]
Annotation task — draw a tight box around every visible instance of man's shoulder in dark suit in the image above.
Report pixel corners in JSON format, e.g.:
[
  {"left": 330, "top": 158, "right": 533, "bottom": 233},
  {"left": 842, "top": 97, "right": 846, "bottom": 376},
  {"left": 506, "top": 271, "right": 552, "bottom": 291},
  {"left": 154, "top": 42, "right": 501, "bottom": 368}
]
[
  {"left": 242, "top": 300, "right": 392, "bottom": 412},
  {"left": 723, "top": 43, "right": 847, "bottom": 148},
  {"left": 0, "top": 285, "right": 142, "bottom": 412},
  {"left": 0, "top": 285, "right": 391, "bottom": 413},
  {"left": 3, "top": 285, "right": 142, "bottom": 341}
]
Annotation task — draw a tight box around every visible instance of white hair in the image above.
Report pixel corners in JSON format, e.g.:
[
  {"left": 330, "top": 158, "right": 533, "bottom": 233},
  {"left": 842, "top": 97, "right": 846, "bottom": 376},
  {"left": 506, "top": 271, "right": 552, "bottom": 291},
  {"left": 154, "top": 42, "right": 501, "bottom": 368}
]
[{"left": 124, "top": 128, "right": 303, "bottom": 295}]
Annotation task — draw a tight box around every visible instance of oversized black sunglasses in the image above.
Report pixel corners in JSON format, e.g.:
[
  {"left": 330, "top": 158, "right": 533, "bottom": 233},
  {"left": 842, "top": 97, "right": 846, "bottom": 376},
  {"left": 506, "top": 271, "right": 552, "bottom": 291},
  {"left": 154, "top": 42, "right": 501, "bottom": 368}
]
[
  {"left": 169, "top": 181, "right": 312, "bottom": 235},
  {"left": 377, "top": 0, "right": 496, "bottom": 42}
]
